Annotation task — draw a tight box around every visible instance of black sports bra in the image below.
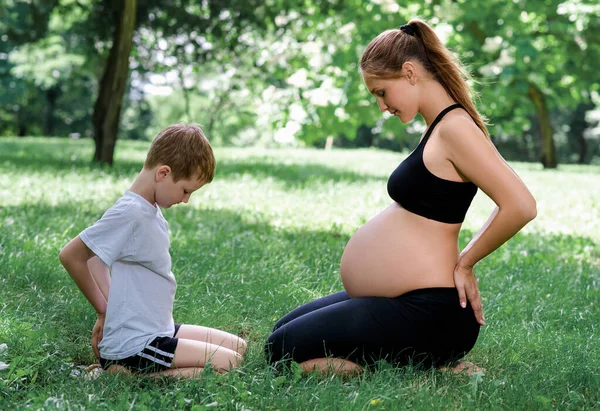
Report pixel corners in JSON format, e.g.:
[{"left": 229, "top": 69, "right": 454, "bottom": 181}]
[{"left": 387, "top": 104, "right": 477, "bottom": 224}]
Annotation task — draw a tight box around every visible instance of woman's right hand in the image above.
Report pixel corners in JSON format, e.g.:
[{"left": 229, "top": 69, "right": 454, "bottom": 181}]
[
  {"left": 453, "top": 264, "right": 485, "bottom": 326},
  {"left": 91, "top": 314, "right": 105, "bottom": 359}
]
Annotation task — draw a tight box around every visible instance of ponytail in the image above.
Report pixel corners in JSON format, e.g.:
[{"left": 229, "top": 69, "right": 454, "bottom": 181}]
[{"left": 360, "top": 19, "right": 490, "bottom": 138}]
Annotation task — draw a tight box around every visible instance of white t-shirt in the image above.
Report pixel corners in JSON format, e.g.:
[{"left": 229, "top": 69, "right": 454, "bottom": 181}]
[{"left": 80, "top": 190, "right": 177, "bottom": 360}]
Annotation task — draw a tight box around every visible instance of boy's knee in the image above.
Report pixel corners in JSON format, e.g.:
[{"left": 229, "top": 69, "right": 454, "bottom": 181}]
[
  {"left": 227, "top": 351, "right": 244, "bottom": 370},
  {"left": 237, "top": 339, "right": 248, "bottom": 356},
  {"left": 214, "top": 351, "right": 243, "bottom": 372}
]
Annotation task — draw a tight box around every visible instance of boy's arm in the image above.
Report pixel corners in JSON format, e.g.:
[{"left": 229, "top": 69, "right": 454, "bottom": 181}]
[
  {"left": 88, "top": 256, "right": 110, "bottom": 301},
  {"left": 59, "top": 236, "right": 108, "bottom": 316},
  {"left": 87, "top": 256, "right": 111, "bottom": 359}
]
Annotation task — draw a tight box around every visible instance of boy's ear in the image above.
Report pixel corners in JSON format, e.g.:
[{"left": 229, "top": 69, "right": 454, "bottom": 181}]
[{"left": 155, "top": 165, "right": 172, "bottom": 182}]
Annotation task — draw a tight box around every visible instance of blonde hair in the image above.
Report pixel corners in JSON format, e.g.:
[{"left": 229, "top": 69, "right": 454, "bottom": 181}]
[
  {"left": 145, "top": 124, "right": 216, "bottom": 183},
  {"left": 360, "top": 19, "right": 489, "bottom": 138}
]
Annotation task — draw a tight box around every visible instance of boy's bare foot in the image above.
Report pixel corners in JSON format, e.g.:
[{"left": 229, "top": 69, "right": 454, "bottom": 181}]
[
  {"left": 439, "top": 361, "right": 485, "bottom": 376},
  {"left": 81, "top": 363, "right": 104, "bottom": 380},
  {"left": 84, "top": 363, "right": 100, "bottom": 372},
  {"left": 105, "top": 364, "right": 132, "bottom": 376}
]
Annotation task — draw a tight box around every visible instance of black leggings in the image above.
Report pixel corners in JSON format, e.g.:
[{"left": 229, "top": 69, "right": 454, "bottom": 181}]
[{"left": 265, "top": 287, "right": 480, "bottom": 368}]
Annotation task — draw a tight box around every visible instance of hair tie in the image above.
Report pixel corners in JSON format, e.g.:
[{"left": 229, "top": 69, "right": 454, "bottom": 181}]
[{"left": 399, "top": 24, "right": 416, "bottom": 37}]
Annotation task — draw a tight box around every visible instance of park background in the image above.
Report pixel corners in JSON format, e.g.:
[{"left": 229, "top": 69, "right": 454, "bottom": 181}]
[
  {"left": 2, "top": 0, "right": 600, "bottom": 167},
  {"left": 1, "top": 0, "right": 599, "bottom": 409}
]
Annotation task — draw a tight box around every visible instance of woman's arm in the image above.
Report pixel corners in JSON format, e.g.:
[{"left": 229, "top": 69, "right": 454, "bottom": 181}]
[
  {"left": 440, "top": 115, "right": 537, "bottom": 323},
  {"left": 442, "top": 116, "right": 537, "bottom": 265}
]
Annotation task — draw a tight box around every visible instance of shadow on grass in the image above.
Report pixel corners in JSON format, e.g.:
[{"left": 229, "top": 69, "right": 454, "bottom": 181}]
[
  {"left": 3, "top": 198, "right": 598, "bottom": 332},
  {"left": 214, "top": 157, "right": 385, "bottom": 186},
  {"left": 0, "top": 137, "right": 385, "bottom": 187},
  {"left": 0, "top": 138, "right": 144, "bottom": 177},
  {"left": 1, "top": 198, "right": 600, "bottom": 409},
  {"left": 2, "top": 138, "right": 600, "bottom": 409}
]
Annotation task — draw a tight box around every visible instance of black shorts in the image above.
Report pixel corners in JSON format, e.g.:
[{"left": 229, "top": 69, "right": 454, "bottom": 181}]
[
  {"left": 265, "top": 288, "right": 480, "bottom": 368},
  {"left": 100, "top": 324, "right": 181, "bottom": 373}
]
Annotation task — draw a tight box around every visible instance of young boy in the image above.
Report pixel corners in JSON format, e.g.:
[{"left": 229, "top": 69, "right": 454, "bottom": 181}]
[{"left": 59, "top": 124, "right": 246, "bottom": 377}]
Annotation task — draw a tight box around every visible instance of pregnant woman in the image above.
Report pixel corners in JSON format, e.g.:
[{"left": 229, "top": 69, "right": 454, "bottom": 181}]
[{"left": 265, "top": 19, "right": 537, "bottom": 374}]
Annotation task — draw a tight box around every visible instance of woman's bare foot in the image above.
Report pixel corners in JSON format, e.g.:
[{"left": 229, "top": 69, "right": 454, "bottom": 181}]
[
  {"left": 439, "top": 361, "right": 485, "bottom": 376},
  {"left": 300, "top": 358, "right": 363, "bottom": 376}
]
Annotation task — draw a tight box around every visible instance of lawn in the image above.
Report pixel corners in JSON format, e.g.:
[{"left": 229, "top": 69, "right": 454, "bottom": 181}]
[{"left": 1, "top": 137, "right": 599, "bottom": 410}]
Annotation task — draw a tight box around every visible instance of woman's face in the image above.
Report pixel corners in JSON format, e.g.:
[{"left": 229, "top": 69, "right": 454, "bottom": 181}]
[{"left": 362, "top": 70, "right": 420, "bottom": 124}]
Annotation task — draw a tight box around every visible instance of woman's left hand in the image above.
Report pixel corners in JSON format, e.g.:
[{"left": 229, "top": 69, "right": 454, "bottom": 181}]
[{"left": 453, "top": 264, "right": 485, "bottom": 326}]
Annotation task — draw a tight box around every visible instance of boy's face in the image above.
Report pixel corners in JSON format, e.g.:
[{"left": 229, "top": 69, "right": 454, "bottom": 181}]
[{"left": 155, "top": 166, "right": 205, "bottom": 208}]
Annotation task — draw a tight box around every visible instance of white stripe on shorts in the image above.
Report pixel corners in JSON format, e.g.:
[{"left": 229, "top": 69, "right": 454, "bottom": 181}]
[
  {"left": 145, "top": 344, "right": 175, "bottom": 358},
  {"left": 138, "top": 352, "right": 172, "bottom": 368}
]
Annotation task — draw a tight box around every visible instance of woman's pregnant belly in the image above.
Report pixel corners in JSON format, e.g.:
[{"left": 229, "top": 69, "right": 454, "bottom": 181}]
[{"left": 340, "top": 203, "right": 461, "bottom": 298}]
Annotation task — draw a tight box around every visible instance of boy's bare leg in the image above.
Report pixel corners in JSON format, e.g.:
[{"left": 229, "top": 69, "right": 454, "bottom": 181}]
[
  {"left": 103, "top": 339, "right": 241, "bottom": 379},
  {"left": 103, "top": 364, "right": 205, "bottom": 379},
  {"left": 104, "top": 364, "right": 205, "bottom": 379},
  {"left": 175, "top": 325, "right": 247, "bottom": 355},
  {"left": 300, "top": 358, "right": 363, "bottom": 376},
  {"left": 150, "top": 367, "right": 204, "bottom": 378},
  {"left": 105, "top": 364, "right": 131, "bottom": 376},
  {"left": 171, "top": 338, "right": 242, "bottom": 373}
]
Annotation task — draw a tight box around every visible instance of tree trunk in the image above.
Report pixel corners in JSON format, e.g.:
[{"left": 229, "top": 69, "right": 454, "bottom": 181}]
[
  {"left": 91, "top": 0, "right": 137, "bottom": 165},
  {"left": 177, "top": 64, "right": 191, "bottom": 122},
  {"left": 18, "top": 123, "right": 27, "bottom": 137},
  {"left": 45, "top": 86, "right": 58, "bottom": 136},
  {"left": 527, "top": 82, "right": 557, "bottom": 169},
  {"left": 16, "top": 106, "right": 26, "bottom": 137},
  {"left": 577, "top": 133, "right": 587, "bottom": 164},
  {"left": 570, "top": 102, "right": 594, "bottom": 164}
]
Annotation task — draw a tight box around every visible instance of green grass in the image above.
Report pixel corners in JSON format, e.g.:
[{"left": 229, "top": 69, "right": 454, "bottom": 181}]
[{"left": 1, "top": 137, "right": 599, "bottom": 410}]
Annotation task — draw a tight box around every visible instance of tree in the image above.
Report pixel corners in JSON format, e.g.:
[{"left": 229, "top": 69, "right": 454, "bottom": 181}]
[
  {"left": 72, "top": 0, "right": 308, "bottom": 164},
  {"left": 0, "top": 0, "right": 60, "bottom": 136},
  {"left": 264, "top": 0, "right": 600, "bottom": 167},
  {"left": 91, "top": 0, "right": 137, "bottom": 165},
  {"left": 440, "top": 0, "right": 600, "bottom": 168},
  {"left": 9, "top": 35, "right": 88, "bottom": 136},
  {"left": 1, "top": 1, "right": 102, "bottom": 137},
  {"left": 0, "top": 0, "right": 59, "bottom": 44}
]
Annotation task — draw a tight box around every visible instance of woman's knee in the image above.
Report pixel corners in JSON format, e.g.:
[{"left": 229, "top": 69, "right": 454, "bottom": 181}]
[
  {"left": 264, "top": 332, "right": 279, "bottom": 364},
  {"left": 265, "top": 328, "right": 293, "bottom": 365},
  {"left": 272, "top": 318, "right": 285, "bottom": 333}
]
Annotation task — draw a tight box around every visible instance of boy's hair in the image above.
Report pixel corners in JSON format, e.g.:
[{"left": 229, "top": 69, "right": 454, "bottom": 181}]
[{"left": 144, "top": 124, "right": 215, "bottom": 183}]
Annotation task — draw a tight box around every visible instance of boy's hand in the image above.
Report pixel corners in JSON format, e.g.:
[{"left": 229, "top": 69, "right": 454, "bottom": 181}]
[{"left": 92, "top": 314, "right": 105, "bottom": 359}]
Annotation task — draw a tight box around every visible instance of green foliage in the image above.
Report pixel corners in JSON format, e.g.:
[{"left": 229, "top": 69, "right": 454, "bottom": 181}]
[
  {"left": 1, "top": 1, "right": 599, "bottom": 164},
  {"left": 10, "top": 35, "right": 85, "bottom": 89},
  {"left": 0, "top": 1, "right": 99, "bottom": 137},
  {"left": 0, "top": 0, "right": 59, "bottom": 44},
  {"left": 264, "top": 0, "right": 600, "bottom": 161},
  {"left": 441, "top": 0, "right": 600, "bottom": 137},
  {"left": 1, "top": 137, "right": 600, "bottom": 408}
]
